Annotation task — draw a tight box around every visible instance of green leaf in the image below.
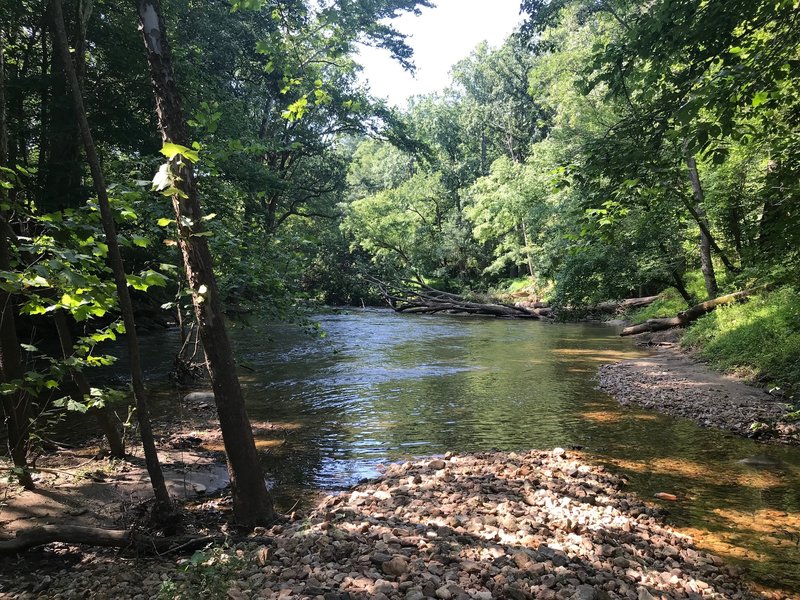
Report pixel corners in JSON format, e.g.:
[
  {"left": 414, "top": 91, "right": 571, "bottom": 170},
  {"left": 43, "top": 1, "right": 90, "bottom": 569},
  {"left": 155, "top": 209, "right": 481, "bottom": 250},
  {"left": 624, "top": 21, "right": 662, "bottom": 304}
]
[
  {"left": 160, "top": 142, "right": 200, "bottom": 163},
  {"left": 751, "top": 91, "right": 769, "bottom": 107},
  {"left": 157, "top": 218, "right": 175, "bottom": 227}
]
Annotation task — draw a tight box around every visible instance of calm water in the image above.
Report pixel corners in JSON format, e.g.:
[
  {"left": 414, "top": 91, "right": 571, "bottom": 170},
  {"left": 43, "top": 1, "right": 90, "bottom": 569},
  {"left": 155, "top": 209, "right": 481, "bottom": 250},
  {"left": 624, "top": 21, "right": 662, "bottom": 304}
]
[{"left": 124, "top": 309, "right": 800, "bottom": 593}]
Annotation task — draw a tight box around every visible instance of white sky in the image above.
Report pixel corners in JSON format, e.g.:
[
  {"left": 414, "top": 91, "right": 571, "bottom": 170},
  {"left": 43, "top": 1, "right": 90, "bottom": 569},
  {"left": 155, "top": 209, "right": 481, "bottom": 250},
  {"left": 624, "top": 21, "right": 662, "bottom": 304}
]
[{"left": 356, "top": 0, "right": 524, "bottom": 107}]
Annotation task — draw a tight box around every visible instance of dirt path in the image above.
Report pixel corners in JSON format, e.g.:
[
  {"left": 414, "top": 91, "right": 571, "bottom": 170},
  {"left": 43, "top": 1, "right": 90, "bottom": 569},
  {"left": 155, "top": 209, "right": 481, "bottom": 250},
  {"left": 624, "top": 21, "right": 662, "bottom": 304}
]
[{"left": 597, "top": 339, "right": 798, "bottom": 444}]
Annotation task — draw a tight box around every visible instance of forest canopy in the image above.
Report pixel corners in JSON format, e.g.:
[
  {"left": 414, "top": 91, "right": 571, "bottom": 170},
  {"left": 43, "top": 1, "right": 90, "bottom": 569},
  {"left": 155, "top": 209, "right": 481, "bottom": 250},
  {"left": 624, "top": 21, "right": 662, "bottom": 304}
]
[{"left": 0, "top": 0, "right": 798, "bottom": 513}]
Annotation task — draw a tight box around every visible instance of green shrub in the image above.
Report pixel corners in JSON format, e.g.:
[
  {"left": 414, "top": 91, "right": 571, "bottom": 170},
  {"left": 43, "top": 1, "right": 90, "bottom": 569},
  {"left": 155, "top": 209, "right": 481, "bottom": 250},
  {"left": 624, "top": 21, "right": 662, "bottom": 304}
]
[{"left": 681, "top": 287, "right": 800, "bottom": 400}]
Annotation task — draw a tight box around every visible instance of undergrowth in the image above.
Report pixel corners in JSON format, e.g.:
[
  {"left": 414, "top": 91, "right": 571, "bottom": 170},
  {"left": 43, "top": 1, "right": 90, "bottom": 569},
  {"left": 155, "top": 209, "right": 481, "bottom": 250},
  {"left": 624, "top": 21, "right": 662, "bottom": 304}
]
[
  {"left": 628, "top": 272, "right": 709, "bottom": 324},
  {"left": 680, "top": 287, "right": 800, "bottom": 401}
]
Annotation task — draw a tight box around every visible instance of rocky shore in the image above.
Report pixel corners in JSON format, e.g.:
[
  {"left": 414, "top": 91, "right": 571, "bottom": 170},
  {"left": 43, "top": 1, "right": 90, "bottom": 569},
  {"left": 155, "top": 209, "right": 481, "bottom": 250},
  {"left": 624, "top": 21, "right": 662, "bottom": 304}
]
[
  {"left": 597, "top": 345, "right": 798, "bottom": 444},
  {"left": 3, "top": 450, "right": 761, "bottom": 599}
]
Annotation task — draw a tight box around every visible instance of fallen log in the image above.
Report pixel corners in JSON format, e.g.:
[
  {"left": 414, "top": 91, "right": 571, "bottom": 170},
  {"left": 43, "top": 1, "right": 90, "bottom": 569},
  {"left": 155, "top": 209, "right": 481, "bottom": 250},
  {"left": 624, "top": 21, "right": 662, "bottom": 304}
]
[
  {"left": 620, "top": 290, "right": 751, "bottom": 336},
  {"left": 588, "top": 295, "right": 661, "bottom": 313},
  {"left": 367, "top": 276, "right": 544, "bottom": 319},
  {"left": 0, "top": 525, "right": 240, "bottom": 555}
]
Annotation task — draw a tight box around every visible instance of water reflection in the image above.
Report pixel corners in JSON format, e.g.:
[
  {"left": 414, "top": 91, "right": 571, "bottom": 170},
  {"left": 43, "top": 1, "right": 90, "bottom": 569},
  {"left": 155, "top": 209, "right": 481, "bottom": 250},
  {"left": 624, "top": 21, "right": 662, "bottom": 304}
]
[{"left": 117, "top": 309, "right": 799, "bottom": 593}]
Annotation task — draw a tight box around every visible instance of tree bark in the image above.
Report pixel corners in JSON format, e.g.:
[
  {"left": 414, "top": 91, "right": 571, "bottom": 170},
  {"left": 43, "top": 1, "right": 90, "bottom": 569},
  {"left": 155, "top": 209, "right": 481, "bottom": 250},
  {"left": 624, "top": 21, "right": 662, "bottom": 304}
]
[
  {"left": 685, "top": 154, "right": 719, "bottom": 299},
  {"left": 42, "top": 1, "right": 85, "bottom": 211},
  {"left": 49, "top": 0, "right": 172, "bottom": 517},
  {"left": 0, "top": 34, "right": 34, "bottom": 490},
  {"left": 620, "top": 289, "right": 751, "bottom": 336},
  {"left": 133, "top": 0, "right": 275, "bottom": 527},
  {"left": 52, "top": 309, "right": 125, "bottom": 458}
]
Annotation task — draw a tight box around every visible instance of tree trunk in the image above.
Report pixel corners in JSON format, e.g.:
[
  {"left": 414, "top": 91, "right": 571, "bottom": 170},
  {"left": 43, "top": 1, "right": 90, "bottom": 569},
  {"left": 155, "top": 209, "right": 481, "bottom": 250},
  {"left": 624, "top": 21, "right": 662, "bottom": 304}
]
[
  {"left": 685, "top": 154, "right": 718, "bottom": 299},
  {"left": 0, "top": 36, "right": 34, "bottom": 489},
  {"left": 42, "top": 3, "right": 84, "bottom": 212},
  {"left": 670, "top": 271, "right": 694, "bottom": 306},
  {"left": 520, "top": 221, "right": 535, "bottom": 278},
  {"left": 134, "top": 0, "right": 275, "bottom": 527},
  {"left": 49, "top": 0, "right": 172, "bottom": 518},
  {"left": 620, "top": 289, "right": 751, "bottom": 336},
  {"left": 52, "top": 309, "right": 125, "bottom": 458}
]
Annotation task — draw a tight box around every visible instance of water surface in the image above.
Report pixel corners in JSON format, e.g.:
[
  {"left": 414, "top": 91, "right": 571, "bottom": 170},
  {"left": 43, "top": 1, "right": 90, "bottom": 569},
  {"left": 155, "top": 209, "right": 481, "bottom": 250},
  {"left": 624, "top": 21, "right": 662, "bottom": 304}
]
[{"left": 130, "top": 309, "right": 800, "bottom": 593}]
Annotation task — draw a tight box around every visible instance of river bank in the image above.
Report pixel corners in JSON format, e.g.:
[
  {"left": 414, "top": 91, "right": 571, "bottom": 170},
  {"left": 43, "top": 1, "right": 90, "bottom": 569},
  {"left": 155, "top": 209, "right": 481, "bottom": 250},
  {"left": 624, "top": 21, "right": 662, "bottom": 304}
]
[
  {"left": 596, "top": 332, "right": 799, "bottom": 445},
  {"left": 2, "top": 449, "right": 766, "bottom": 600}
]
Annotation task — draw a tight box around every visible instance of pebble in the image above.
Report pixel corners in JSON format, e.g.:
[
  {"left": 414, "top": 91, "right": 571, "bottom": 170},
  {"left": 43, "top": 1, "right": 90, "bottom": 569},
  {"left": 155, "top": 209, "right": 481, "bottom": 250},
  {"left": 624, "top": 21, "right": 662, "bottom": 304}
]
[
  {"left": 1, "top": 450, "right": 759, "bottom": 600},
  {"left": 597, "top": 354, "right": 796, "bottom": 442}
]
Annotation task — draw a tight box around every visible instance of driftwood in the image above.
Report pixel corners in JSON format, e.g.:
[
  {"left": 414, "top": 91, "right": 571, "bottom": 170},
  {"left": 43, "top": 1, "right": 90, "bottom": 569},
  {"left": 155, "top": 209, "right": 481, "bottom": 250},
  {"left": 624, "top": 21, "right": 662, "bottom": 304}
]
[
  {"left": 593, "top": 295, "right": 660, "bottom": 312},
  {"left": 620, "top": 290, "right": 751, "bottom": 336},
  {"left": 368, "top": 277, "right": 545, "bottom": 319},
  {"left": 0, "top": 525, "right": 274, "bottom": 555}
]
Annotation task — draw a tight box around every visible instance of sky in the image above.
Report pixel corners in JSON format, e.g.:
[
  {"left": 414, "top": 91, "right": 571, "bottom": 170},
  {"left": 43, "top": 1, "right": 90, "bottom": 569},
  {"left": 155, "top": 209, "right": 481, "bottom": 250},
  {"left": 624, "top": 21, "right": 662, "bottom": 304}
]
[{"left": 356, "top": 1, "right": 524, "bottom": 107}]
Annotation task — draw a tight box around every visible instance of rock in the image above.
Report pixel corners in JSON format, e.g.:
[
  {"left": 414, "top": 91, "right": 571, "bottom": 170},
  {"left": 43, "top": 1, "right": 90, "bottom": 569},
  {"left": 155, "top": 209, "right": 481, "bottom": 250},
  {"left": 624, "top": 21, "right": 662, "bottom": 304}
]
[
  {"left": 7, "top": 449, "right": 757, "bottom": 600},
  {"left": 612, "top": 557, "right": 630, "bottom": 569},
  {"left": 637, "top": 588, "right": 656, "bottom": 600},
  {"left": 435, "top": 584, "right": 452, "bottom": 599},
  {"left": 382, "top": 556, "right": 408, "bottom": 577},
  {"left": 571, "top": 585, "right": 597, "bottom": 600},
  {"left": 371, "top": 552, "right": 392, "bottom": 564},
  {"left": 184, "top": 391, "right": 215, "bottom": 403}
]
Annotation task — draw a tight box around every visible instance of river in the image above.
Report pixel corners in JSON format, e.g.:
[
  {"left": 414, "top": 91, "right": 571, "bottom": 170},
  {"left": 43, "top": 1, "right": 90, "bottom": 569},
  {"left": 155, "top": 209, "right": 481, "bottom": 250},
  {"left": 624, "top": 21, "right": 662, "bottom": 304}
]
[{"left": 118, "top": 309, "right": 800, "bottom": 594}]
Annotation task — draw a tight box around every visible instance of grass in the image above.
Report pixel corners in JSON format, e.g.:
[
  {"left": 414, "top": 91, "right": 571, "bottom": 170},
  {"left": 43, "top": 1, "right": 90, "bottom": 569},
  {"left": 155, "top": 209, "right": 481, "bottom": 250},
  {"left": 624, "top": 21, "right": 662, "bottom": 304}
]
[{"left": 680, "top": 287, "right": 800, "bottom": 401}]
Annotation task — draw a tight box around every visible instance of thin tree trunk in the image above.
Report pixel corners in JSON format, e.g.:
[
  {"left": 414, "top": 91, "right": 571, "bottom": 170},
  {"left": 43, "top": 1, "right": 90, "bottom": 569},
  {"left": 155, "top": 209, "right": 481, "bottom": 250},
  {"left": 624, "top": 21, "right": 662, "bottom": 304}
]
[
  {"left": 670, "top": 271, "right": 694, "bottom": 306},
  {"left": 49, "top": 0, "right": 172, "bottom": 517},
  {"left": 134, "top": 0, "right": 275, "bottom": 527},
  {"left": 520, "top": 221, "right": 534, "bottom": 278},
  {"left": 685, "top": 154, "right": 719, "bottom": 299},
  {"left": 0, "top": 36, "right": 34, "bottom": 489},
  {"left": 52, "top": 309, "right": 125, "bottom": 458}
]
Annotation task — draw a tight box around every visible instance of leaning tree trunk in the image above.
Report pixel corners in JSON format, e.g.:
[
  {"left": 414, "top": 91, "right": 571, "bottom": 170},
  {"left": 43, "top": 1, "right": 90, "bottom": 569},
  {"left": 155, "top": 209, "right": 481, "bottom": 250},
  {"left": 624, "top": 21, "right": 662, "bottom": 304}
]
[
  {"left": 49, "top": 0, "right": 172, "bottom": 517},
  {"left": 0, "top": 35, "right": 34, "bottom": 490},
  {"left": 620, "top": 289, "right": 751, "bottom": 336},
  {"left": 685, "top": 154, "right": 718, "bottom": 299},
  {"left": 134, "top": 0, "right": 275, "bottom": 527}
]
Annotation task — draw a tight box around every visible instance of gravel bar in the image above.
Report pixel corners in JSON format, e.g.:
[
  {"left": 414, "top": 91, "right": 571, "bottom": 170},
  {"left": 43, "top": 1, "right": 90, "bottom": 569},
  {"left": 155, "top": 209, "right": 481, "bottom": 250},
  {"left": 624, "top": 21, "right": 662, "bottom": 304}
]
[{"left": 3, "top": 450, "right": 761, "bottom": 599}]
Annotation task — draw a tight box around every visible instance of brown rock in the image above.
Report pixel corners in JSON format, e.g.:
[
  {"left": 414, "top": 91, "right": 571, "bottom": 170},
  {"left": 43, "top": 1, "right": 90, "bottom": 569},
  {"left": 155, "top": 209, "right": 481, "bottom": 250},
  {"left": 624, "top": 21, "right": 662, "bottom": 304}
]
[{"left": 382, "top": 556, "right": 409, "bottom": 577}]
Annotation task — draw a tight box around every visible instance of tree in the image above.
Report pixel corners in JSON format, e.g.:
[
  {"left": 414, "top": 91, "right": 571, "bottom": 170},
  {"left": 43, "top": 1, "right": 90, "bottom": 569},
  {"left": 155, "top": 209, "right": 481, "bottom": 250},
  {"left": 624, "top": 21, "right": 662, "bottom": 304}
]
[
  {"left": 134, "top": 0, "right": 275, "bottom": 526},
  {"left": 49, "top": 0, "right": 172, "bottom": 517}
]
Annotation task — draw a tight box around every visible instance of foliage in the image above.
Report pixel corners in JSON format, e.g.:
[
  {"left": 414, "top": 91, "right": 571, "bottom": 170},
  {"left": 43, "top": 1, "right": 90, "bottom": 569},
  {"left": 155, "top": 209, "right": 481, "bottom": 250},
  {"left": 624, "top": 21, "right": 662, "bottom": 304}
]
[
  {"left": 158, "top": 546, "right": 247, "bottom": 600},
  {"left": 626, "top": 272, "right": 708, "bottom": 324},
  {"left": 681, "top": 287, "right": 800, "bottom": 398}
]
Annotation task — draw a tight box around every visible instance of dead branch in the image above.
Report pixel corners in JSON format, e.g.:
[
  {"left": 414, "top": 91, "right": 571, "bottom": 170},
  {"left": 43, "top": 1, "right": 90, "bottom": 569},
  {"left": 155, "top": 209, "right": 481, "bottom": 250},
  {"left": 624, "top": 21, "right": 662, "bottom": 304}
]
[{"left": 366, "top": 276, "right": 543, "bottom": 319}]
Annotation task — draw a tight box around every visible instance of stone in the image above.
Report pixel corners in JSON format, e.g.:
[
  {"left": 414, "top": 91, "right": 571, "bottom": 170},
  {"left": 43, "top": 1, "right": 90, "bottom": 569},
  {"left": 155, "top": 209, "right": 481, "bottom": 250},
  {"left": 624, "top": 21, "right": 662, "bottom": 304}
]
[
  {"left": 637, "top": 588, "right": 656, "bottom": 600},
  {"left": 382, "top": 556, "right": 409, "bottom": 577},
  {"left": 435, "top": 584, "right": 452, "bottom": 599},
  {"left": 429, "top": 459, "right": 447, "bottom": 470},
  {"left": 571, "top": 585, "right": 597, "bottom": 600}
]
